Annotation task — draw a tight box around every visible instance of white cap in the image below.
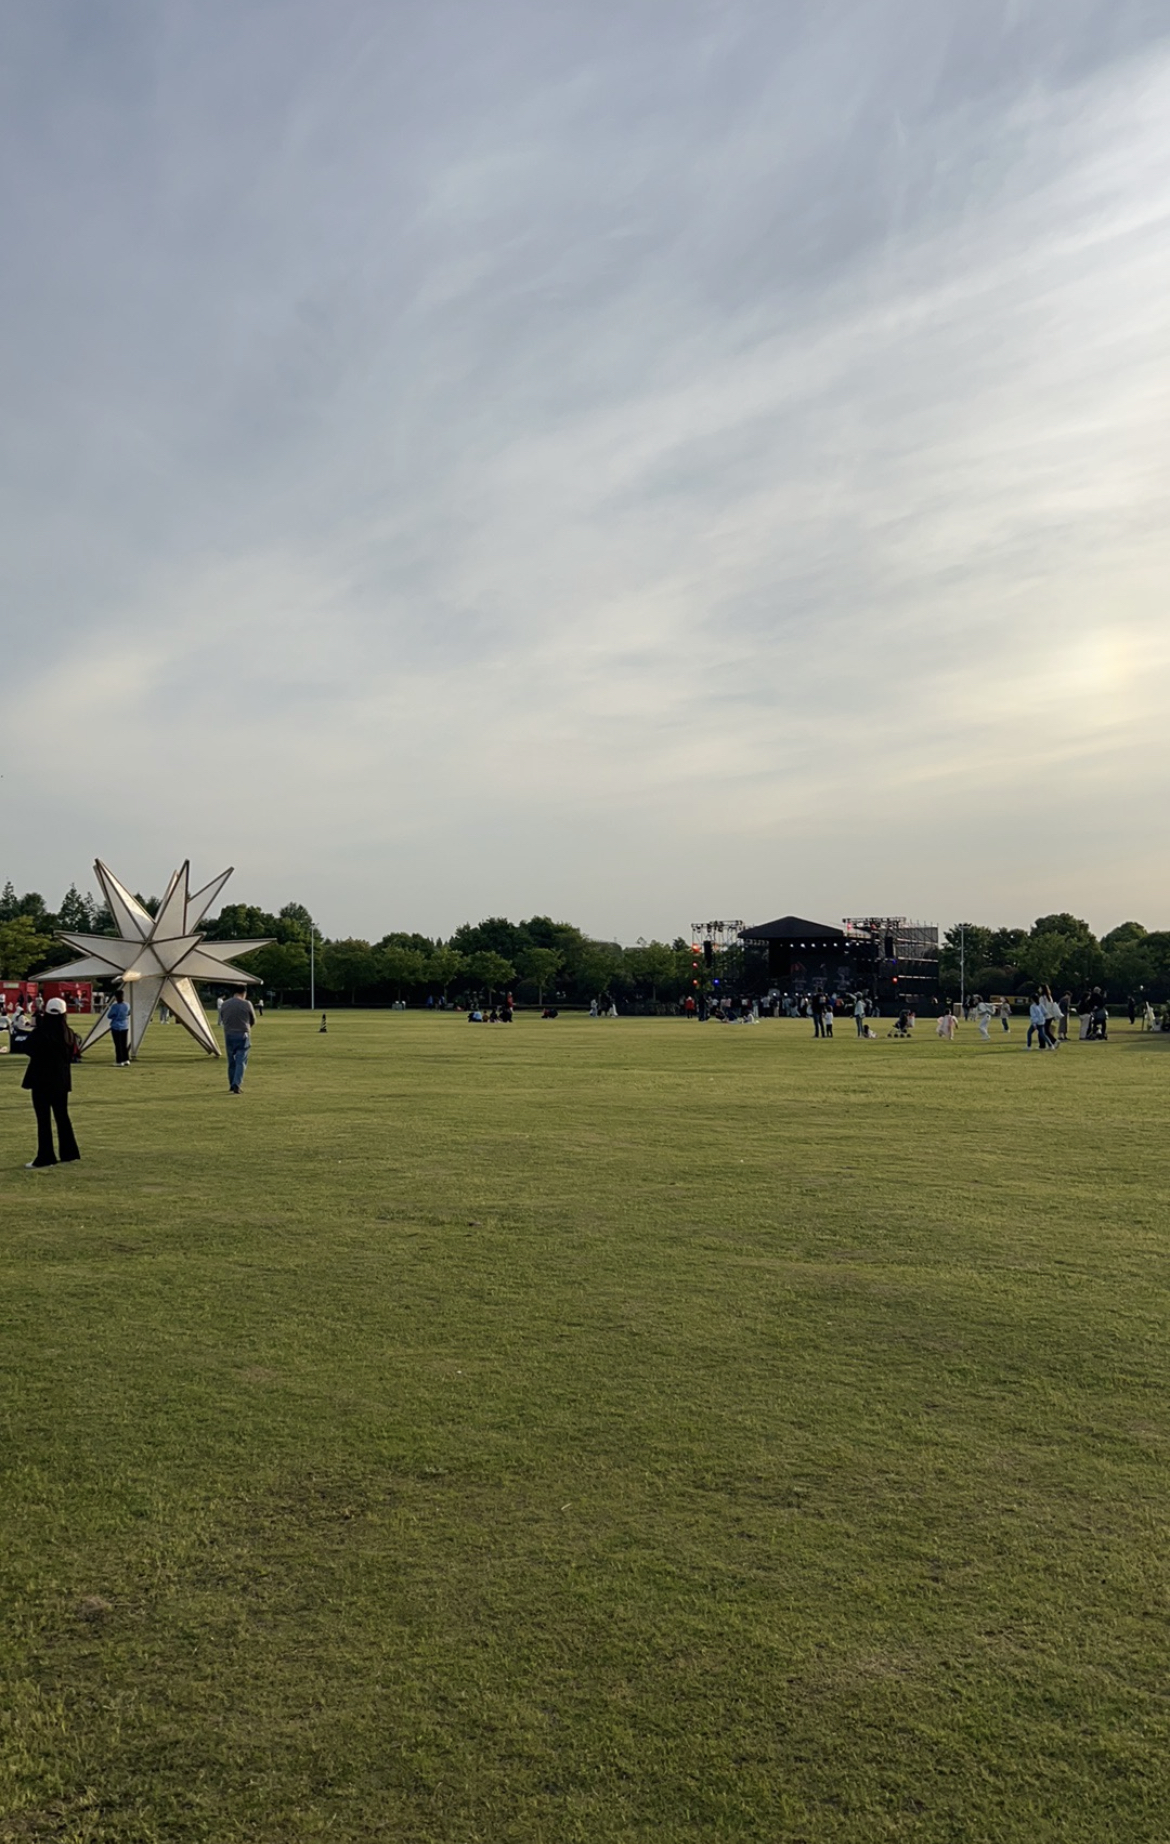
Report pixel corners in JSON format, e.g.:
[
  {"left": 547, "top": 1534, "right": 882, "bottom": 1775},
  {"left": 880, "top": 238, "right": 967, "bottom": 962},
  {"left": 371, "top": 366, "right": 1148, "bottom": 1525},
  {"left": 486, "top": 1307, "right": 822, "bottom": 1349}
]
[{"left": 45, "top": 997, "right": 67, "bottom": 1014}]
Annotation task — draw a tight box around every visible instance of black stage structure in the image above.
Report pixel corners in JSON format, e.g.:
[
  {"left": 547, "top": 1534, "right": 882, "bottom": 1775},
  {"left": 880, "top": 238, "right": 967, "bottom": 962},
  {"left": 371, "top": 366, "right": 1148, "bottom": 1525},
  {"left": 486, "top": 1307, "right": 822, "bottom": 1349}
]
[{"left": 730, "top": 914, "right": 939, "bottom": 1010}]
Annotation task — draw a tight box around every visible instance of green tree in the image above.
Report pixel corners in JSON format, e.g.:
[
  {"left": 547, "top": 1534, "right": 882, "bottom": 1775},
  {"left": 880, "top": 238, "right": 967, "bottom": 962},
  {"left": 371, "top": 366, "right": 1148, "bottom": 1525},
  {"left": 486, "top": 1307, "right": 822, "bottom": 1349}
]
[
  {"left": 0, "top": 882, "right": 17, "bottom": 922},
  {"left": 320, "top": 938, "right": 380, "bottom": 1002},
  {"left": 0, "top": 916, "right": 53, "bottom": 979},
  {"left": 1101, "top": 925, "right": 1153, "bottom": 997},
  {"left": 968, "top": 966, "right": 1019, "bottom": 996},
  {"left": 516, "top": 946, "right": 562, "bottom": 1002},
  {"left": 15, "top": 891, "right": 50, "bottom": 926},
  {"left": 466, "top": 951, "right": 515, "bottom": 998},
  {"left": 1031, "top": 912, "right": 1095, "bottom": 942},
  {"left": 1016, "top": 931, "right": 1070, "bottom": 990},
  {"left": 58, "top": 885, "right": 92, "bottom": 931},
  {"left": 379, "top": 942, "right": 427, "bottom": 998},
  {"left": 242, "top": 942, "right": 310, "bottom": 996},
  {"left": 988, "top": 927, "right": 1026, "bottom": 968},
  {"left": 520, "top": 916, "right": 589, "bottom": 962},
  {"left": 205, "top": 902, "right": 279, "bottom": 942},
  {"left": 1101, "top": 922, "right": 1147, "bottom": 950},
  {"left": 381, "top": 930, "right": 435, "bottom": 955},
  {"left": 1141, "top": 932, "right": 1170, "bottom": 999},
  {"left": 940, "top": 924, "right": 993, "bottom": 989},
  {"left": 424, "top": 945, "right": 467, "bottom": 996},
  {"left": 576, "top": 940, "right": 630, "bottom": 1001},
  {"left": 623, "top": 940, "right": 683, "bottom": 1003},
  {"left": 1017, "top": 919, "right": 1102, "bottom": 995},
  {"left": 277, "top": 902, "right": 314, "bottom": 943},
  {"left": 451, "top": 918, "right": 526, "bottom": 962}
]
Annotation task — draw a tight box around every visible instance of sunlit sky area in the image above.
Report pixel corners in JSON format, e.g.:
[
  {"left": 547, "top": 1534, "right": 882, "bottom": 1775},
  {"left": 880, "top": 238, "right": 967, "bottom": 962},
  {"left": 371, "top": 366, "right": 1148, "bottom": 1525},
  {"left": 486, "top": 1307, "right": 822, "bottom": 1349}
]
[{"left": 3, "top": 0, "right": 1168, "bottom": 941}]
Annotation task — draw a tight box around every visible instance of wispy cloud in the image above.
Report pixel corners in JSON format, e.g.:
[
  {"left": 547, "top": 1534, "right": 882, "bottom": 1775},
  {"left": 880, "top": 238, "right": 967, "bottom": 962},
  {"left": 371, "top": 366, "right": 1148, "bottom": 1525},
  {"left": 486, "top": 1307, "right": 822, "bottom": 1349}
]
[{"left": 3, "top": 1, "right": 1169, "bottom": 935}]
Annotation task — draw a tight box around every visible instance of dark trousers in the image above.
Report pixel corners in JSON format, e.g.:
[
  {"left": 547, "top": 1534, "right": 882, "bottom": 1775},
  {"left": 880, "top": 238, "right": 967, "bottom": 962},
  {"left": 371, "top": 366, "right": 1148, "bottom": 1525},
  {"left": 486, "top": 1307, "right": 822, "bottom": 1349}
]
[
  {"left": 813, "top": 1013, "right": 824, "bottom": 1036},
  {"left": 31, "top": 1089, "right": 80, "bottom": 1166},
  {"left": 112, "top": 1028, "right": 130, "bottom": 1064}
]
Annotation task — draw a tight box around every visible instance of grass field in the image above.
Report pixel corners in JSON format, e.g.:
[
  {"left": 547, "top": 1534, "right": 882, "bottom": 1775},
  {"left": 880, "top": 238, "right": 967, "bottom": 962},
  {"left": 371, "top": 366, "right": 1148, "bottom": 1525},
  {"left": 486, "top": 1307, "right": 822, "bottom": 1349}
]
[{"left": 3, "top": 1011, "right": 1170, "bottom": 1842}]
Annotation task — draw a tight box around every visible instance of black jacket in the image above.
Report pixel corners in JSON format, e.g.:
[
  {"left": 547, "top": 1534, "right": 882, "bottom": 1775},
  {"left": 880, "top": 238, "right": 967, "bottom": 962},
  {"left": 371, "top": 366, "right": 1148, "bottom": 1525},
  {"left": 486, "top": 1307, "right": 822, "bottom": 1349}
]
[{"left": 21, "top": 1016, "right": 74, "bottom": 1095}]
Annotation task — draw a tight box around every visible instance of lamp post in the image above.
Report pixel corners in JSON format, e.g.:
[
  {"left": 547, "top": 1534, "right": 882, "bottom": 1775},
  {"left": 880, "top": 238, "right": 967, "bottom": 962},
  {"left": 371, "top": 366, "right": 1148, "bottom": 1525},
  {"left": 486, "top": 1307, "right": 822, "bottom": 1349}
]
[
  {"left": 959, "top": 922, "right": 966, "bottom": 1014},
  {"left": 309, "top": 921, "right": 316, "bottom": 1012}
]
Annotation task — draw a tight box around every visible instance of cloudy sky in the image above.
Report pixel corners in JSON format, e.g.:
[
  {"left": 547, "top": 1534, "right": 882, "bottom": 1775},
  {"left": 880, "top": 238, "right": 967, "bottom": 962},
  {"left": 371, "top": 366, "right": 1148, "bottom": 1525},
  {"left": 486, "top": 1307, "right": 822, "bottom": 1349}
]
[{"left": 2, "top": 0, "right": 1168, "bottom": 942}]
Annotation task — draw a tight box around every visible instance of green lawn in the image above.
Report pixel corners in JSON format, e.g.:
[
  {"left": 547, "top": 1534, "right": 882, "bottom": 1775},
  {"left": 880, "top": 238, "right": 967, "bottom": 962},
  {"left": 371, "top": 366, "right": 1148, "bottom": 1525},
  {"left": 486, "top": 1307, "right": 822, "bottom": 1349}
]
[{"left": 3, "top": 1012, "right": 1169, "bottom": 1842}]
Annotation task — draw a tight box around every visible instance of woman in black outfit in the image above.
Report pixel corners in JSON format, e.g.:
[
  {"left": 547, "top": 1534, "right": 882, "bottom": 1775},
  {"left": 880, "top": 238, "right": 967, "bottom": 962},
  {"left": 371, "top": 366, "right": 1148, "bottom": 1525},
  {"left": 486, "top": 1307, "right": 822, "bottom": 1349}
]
[{"left": 21, "top": 997, "right": 81, "bottom": 1168}]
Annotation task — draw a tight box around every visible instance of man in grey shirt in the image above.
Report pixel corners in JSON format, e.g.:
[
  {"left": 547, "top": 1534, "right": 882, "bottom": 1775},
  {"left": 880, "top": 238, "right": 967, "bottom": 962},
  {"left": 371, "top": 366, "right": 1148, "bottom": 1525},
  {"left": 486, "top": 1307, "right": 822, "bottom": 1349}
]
[{"left": 220, "top": 986, "right": 257, "bottom": 1094}]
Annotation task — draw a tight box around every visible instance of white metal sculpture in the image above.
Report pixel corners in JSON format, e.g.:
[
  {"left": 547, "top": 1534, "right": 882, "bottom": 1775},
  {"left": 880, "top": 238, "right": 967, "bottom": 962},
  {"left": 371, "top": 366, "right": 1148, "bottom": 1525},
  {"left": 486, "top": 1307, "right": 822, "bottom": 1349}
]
[{"left": 49, "top": 860, "right": 273, "bottom": 1059}]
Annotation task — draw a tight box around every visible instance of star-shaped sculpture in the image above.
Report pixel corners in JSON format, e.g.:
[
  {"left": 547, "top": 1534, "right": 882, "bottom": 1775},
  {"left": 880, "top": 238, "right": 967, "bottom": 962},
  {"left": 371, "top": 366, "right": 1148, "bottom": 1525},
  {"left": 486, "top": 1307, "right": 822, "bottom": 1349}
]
[{"left": 49, "top": 860, "right": 273, "bottom": 1060}]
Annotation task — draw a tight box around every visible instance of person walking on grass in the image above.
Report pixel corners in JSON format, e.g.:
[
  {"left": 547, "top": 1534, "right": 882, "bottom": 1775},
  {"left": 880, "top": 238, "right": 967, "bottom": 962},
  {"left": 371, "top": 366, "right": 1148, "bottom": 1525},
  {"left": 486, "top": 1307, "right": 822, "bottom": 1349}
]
[
  {"left": 219, "top": 984, "right": 257, "bottom": 1095},
  {"left": 106, "top": 988, "right": 131, "bottom": 1064},
  {"left": 21, "top": 997, "right": 81, "bottom": 1168}
]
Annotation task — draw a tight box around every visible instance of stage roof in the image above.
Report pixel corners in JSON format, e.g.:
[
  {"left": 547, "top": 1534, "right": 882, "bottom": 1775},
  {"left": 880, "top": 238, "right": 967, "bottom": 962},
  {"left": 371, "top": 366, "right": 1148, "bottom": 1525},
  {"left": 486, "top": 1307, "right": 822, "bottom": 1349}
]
[{"left": 740, "top": 915, "right": 846, "bottom": 942}]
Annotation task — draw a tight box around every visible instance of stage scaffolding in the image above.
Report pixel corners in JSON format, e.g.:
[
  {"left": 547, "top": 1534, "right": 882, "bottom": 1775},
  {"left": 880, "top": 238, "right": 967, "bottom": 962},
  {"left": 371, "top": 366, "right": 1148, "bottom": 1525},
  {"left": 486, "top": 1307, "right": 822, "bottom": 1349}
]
[
  {"left": 691, "top": 920, "right": 745, "bottom": 996},
  {"left": 842, "top": 917, "right": 939, "bottom": 1008}
]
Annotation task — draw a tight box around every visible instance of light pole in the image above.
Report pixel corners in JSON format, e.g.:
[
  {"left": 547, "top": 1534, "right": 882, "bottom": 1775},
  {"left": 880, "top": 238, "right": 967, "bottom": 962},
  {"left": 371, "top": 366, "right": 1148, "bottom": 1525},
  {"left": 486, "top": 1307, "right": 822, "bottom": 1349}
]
[
  {"left": 959, "top": 922, "right": 966, "bottom": 1013},
  {"left": 309, "top": 920, "right": 316, "bottom": 1011}
]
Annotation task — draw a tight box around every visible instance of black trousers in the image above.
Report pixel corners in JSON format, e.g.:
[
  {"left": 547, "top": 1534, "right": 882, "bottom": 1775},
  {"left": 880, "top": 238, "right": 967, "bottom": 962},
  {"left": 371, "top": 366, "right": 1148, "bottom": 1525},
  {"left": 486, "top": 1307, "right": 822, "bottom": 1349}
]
[
  {"left": 112, "top": 1028, "right": 130, "bottom": 1064},
  {"left": 31, "top": 1089, "right": 80, "bottom": 1166}
]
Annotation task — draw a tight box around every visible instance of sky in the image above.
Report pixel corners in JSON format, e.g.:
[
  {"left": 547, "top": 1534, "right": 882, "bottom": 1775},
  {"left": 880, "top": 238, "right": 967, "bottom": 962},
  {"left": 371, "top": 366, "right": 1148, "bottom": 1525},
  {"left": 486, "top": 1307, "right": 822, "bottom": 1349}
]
[{"left": 2, "top": 0, "right": 1168, "bottom": 944}]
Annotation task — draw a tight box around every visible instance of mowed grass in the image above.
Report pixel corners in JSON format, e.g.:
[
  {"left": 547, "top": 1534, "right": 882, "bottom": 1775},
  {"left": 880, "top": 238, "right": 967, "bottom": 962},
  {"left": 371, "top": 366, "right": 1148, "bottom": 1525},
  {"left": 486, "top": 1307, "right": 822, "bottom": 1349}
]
[{"left": 2, "top": 1012, "right": 1170, "bottom": 1843}]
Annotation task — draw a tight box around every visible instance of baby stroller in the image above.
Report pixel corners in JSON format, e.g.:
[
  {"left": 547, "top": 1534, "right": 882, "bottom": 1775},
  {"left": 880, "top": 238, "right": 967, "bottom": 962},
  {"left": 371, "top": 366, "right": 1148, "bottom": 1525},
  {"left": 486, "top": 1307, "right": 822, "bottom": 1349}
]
[{"left": 888, "top": 1009, "right": 913, "bottom": 1038}]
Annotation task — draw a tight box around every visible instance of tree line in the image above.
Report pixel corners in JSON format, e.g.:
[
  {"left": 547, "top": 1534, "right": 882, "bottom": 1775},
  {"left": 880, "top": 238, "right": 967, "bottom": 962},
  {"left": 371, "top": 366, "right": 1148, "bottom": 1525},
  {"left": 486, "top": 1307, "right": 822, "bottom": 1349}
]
[
  {"left": 4, "top": 882, "right": 1167, "bottom": 1006},
  {"left": 0, "top": 883, "right": 698, "bottom": 1007},
  {"left": 941, "top": 914, "right": 1170, "bottom": 1000},
  {"left": 199, "top": 908, "right": 697, "bottom": 1007}
]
